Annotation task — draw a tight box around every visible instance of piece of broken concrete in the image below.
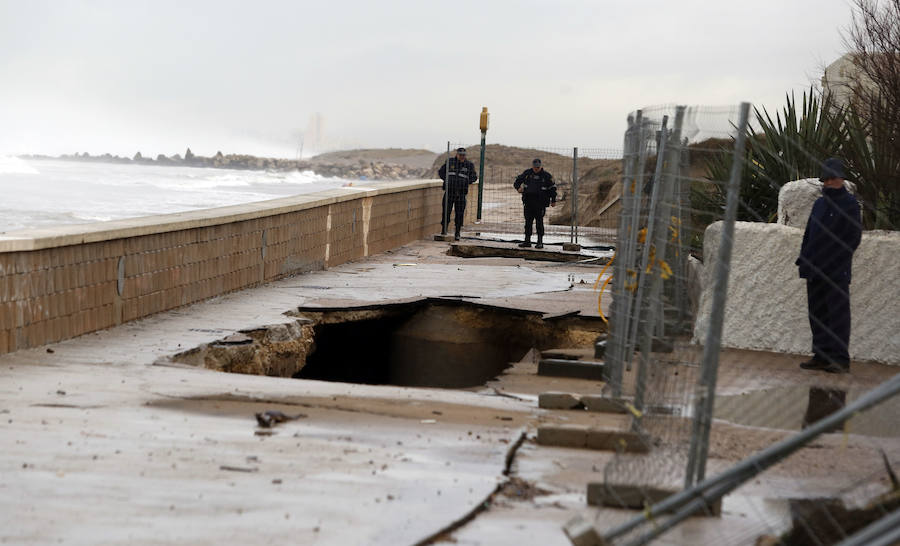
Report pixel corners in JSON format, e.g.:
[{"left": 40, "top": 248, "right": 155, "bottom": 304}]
[
  {"left": 538, "top": 392, "right": 583, "bottom": 410},
  {"left": 594, "top": 338, "right": 606, "bottom": 359},
  {"left": 563, "top": 514, "right": 604, "bottom": 546},
  {"left": 536, "top": 424, "right": 589, "bottom": 448},
  {"left": 448, "top": 241, "right": 602, "bottom": 263},
  {"left": 537, "top": 425, "right": 649, "bottom": 453},
  {"left": 540, "top": 347, "right": 594, "bottom": 360},
  {"left": 580, "top": 395, "right": 630, "bottom": 414},
  {"left": 537, "top": 359, "right": 606, "bottom": 381},
  {"left": 218, "top": 333, "right": 253, "bottom": 345},
  {"left": 587, "top": 482, "right": 721, "bottom": 516},
  {"left": 255, "top": 410, "right": 308, "bottom": 428}
]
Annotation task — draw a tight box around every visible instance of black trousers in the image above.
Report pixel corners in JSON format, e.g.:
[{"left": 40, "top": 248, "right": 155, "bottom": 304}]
[
  {"left": 806, "top": 277, "right": 851, "bottom": 365},
  {"left": 442, "top": 194, "right": 466, "bottom": 232},
  {"left": 523, "top": 200, "right": 546, "bottom": 240}
]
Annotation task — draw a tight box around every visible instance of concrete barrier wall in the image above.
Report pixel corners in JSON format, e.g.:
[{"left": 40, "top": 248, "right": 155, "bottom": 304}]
[
  {"left": 0, "top": 180, "right": 443, "bottom": 355},
  {"left": 693, "top": 221, "right": 900, "bottom": 365}
]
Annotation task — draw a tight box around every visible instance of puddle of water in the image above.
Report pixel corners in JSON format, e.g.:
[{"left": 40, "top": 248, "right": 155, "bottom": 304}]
[
  {"left": 714, "top": 384, "right": 900, "bottom": 438},
  {"left": 721, "top": 495, "right": 793, "bottom": 538},
  {"left": 460, "top": 230, "right": 615, "bottom": 250}
]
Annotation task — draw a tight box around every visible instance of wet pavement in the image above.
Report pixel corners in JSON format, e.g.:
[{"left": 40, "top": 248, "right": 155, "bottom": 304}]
[{"left": 1, "top": 239, "right": 897, "bottom": 545}]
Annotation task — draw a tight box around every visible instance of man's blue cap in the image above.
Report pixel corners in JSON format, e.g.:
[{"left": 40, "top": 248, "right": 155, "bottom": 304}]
[{"left": 820, "top": 157, "right": 846, "bottom": 181}]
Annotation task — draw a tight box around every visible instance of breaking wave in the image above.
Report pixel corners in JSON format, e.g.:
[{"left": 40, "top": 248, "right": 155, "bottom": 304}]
[
  {"left": 0, "top": 159, "right": 350, "bottom": 232},
  {"left": 0, "top": 156, "right": 39, "bottom": 175}
]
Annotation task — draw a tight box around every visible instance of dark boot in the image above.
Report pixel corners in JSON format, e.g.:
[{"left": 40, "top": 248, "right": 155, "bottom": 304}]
[
  {"left": 454, "top": 227, "right": 461, "bottom": 241},
  {"left": 535, "top": 237, "right": 544, "bottom": 249},
  {"left": 799, "top": 356, "right": 829, "bottom": 370},
  {"left": 822, "top": 361, "right": 850, "bottom": 374},
  {"left": 518, "top": 239, "right": 532, "bottom": 248}
]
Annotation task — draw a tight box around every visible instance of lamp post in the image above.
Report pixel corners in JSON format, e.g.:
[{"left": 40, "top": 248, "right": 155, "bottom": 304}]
[{"left": 476, "top": 107, "right": 489, "bottom": 222}]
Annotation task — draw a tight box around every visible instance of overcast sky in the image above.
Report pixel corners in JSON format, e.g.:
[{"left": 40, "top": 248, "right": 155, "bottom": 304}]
[{"left": 0, "top": 0, "right": 853, "bottom": 158}]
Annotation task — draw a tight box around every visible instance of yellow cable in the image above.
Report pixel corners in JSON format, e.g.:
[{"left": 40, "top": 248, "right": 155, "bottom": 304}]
[
  {"left": 597, "top": 272, "right": 613, "bottom": 324},
  {"left": 593, "top": 254, "right": 615, "bottom": 289},
  {"left": 594, "top": 253, "right": 616, "bottom": 325}
]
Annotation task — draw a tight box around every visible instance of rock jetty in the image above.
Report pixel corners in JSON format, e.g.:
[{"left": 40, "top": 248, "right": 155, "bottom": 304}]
[{"left": 20, "top": 148, "right": 432, "bottom": 181}]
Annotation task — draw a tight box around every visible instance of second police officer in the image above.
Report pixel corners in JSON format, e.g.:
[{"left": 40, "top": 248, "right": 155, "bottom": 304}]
[{"left": 513, "top": 158, "right": 557, "bottom": 248}]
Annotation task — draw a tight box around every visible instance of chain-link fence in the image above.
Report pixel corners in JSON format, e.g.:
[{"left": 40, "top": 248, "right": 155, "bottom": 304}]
[{"left": 569, "top": 103, "right": 900, "bottom": 546}]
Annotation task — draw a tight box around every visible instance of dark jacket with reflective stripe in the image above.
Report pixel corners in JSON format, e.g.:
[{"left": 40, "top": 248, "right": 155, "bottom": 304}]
[
  {"left": 438, "top": 157, "right": 478, "bottom": 196},
  {"left": 796, "top": 186, "right": 862, "bottom": 282},
  {"left": 514, "top": 168, "right": 557, "bottom": 207}
]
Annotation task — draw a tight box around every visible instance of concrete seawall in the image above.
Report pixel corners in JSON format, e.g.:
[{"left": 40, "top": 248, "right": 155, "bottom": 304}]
[{"left": 0, "top": 179, "right": 444, "bottom": 355}]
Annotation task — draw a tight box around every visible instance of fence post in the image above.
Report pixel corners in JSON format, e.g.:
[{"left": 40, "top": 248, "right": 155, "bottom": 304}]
[
  {"left": 572, "top": 147, "right": 579, "bottom": 244},
  {"left": 684, "top": 102, "right": 751, "bottom": 487},
  {"left": 477, "top": 123, "right": 487, "bottom": 221},
  {"left": 671, "top": 112, "right": 691, "bottom": 333},
  {"left": 627, "top": 116, "right": 668, "bottom": 377},
  {"left": 606, "top": 116, "right": 640, "bottom": 396},
  {"left": 622, "top": 115, "right": 653, "bottom": 370},
  {"left": 658, "top": 106, "right": 686, "bottom": 338},
  {"left": 608, "top": 111, "right": 644, "bottom": 393},
  {"left": 442, "top": 142, "right": 451, "bottom": 236},
  {"left": 631, "top": 115, "right": 668, "bottom": 426}
]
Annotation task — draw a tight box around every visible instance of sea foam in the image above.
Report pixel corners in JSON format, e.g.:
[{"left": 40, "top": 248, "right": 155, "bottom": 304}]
[{"left": 0, "top": 156, "right": 39, "bottom": 175}]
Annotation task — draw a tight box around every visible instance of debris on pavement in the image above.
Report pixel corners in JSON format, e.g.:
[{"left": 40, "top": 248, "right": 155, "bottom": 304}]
[{"left": 255, "top": 410, "right": 308, "bottom": 428}]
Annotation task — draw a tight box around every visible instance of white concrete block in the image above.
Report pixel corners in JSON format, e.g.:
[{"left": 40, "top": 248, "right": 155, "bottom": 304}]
[
  {"left": 777, "top": 178, "right": 856, "bottom": 230},
  {"left": 694, "top": 221, "right": 900, "bottom": 365}
]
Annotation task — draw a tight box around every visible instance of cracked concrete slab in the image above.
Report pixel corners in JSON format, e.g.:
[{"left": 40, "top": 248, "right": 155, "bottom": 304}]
[
  {"left": 2, "top": 238, "right": 898, "bottom": 546},
  {"left": 0, "top": 240, "right": 613, "bottom": 545}
]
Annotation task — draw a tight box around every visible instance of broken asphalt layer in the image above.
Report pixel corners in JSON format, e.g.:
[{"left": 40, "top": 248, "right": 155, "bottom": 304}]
[
  {"left": 1, "top": 240, "right": 897, "bottom": 545},
  {"left": 0, "top": 240, "right": 610, "bottom": 545}
]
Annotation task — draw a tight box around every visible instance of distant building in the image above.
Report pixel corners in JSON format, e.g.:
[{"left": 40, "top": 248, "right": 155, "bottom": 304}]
[
  {"left": 306, "top": 113, "right": 326, "bottom": 155},
  {"left": 821, "top": 53, "right": 878, "bottom": 109}
]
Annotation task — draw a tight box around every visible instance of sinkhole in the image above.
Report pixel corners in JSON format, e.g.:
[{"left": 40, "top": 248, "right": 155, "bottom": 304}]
[{"left": 170, "top": 298, "right": 606, "bottom": 389}]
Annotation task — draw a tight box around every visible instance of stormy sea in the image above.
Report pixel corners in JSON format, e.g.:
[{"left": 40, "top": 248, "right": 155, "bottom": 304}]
[{"left": 0, "top": 156, "right": 350, "bottom": 233}]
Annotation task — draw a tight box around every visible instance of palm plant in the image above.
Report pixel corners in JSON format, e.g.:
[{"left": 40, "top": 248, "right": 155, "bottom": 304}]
[
  {"left": 694, "top": 89, "right": 848, "bottom": 228},
  {"left": 748, "top": 90, "right": 848, "bottom": 185}
]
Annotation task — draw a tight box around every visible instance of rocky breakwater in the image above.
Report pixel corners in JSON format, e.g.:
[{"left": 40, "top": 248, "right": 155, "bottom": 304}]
[{"left": 27, "top": 148, "right": 432, "bottom": 180}]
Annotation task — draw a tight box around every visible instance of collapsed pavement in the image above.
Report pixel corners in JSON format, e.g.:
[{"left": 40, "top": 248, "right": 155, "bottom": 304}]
[{"left": 1, "top": 239, "right": 897, "bottom": 545}]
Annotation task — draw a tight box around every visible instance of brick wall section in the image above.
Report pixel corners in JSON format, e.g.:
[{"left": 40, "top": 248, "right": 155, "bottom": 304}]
[{"left": 0, "top": 180, "right": 443, "bottom": 355}]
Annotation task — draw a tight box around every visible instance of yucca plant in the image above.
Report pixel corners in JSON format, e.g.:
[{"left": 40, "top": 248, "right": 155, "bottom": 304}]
[
  {"left": 699, "top": 141, "right": 775, "bottom": 222},
  {"left": 694, "top": 89, "right": 848, "bottom": 231},
  {"left": 747, "top": 89, "right": 848, "bottom": 187}
]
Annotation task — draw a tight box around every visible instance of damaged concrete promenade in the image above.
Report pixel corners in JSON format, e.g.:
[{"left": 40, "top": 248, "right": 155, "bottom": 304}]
[
  {"left": 1, "top": 240, "right": 898, "bottom": 545},
  {"left": 0, "top": 240, "right": 608, "bottom": 545}
]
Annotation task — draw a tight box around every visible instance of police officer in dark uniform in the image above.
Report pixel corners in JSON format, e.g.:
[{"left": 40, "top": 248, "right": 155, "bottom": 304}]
[
  {"left": 795, "top": 158, "right": 862, "bottom": 374},
  {"left": 513, "top": 158, "right": 557, "bottom": 248},
  {"left": 438, "top": 147, "right": 478, "bottom": 241}
]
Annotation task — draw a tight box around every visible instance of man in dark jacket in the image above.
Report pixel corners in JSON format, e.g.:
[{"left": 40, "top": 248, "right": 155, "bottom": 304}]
[
  {"left": 438, "top": 147, "right": 478, "bottom": 240},
  {"left": 513, "top": 158, "right": 557, "bottom": 248},
  {"left": 795, "top": 158, "right": 862, "bottom": 374}
]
